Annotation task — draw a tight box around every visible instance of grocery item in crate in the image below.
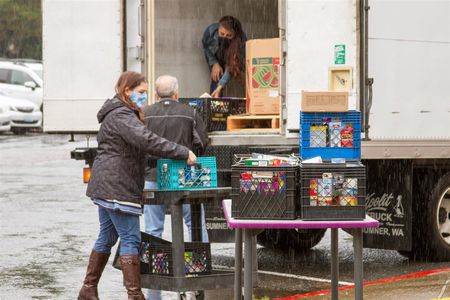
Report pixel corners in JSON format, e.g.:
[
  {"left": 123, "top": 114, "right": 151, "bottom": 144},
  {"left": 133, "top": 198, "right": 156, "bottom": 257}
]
[
  {"left": 310, "top": 125, "right": 327, "bottom": 147},
  {"left": 185, "top": 250, "right": 209, "bottom": 274},
  {"left": 157, "top": 157, "right": 217, "bottom": 190},
  {"left": 318, "top": 173, "right": 334, "bottom": 206},
  {"left": 231, "top": 162, "right": 298, "bottom": 220},
  {"left": 139, "top": 241, "right": 151, "bottom": 264},
  {"left": 300, "top": 161, "right": 365, "bottom": 220},
  {"left": 328, "top": 121, "right": 342, "bottom": 147},
  {"left": 309, "top": 172, "right": 359, "bottom": 206},
  {"left": 236, "top": 153, "right": 299, "bottom": 167},
  {"left": 174, "top": 164, "right": 213, "bottom": 188},
  {"left": 239, "top": 171, "right": 287, "bottom": 193},
  {"left": 340, "top": 124, "right": 354, "bottom": 148},
  {"left": 153, "top": 252, "right": 170, "bottom": 275},
  {"left": 149, "top": 243, "right": 211, "bottom": 275},
  {"left": 309, "top": 179, "right": 318, "bottom": 206},
  {"left": 300, "top": 111, "right": 361, "bottom": 160}
]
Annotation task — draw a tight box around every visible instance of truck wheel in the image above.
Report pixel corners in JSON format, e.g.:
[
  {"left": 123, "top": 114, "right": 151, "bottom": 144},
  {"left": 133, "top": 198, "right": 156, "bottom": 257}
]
[
  {"left": 257, "top": 229, "right": 326, "bottom": 251},
  {"left": 413, "top": 172, "right": 450, "bottom": 261}
]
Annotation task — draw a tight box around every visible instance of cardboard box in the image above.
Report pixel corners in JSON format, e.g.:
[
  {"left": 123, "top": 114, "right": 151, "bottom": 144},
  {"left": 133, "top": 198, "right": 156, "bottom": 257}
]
[
  {"left": 246, "top": 38, "right": 281, "bottom": 115},
  {"left": 301, "top": 91, "right": 348, "bottom": 112}
]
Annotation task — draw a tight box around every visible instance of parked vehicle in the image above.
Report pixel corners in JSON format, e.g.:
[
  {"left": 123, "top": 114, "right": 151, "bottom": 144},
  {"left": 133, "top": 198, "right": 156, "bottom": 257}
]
[
  {"left": 0, "top": 61, "right": 43, "bottom": 109},
  {"left": 0, "top": 103, "right": 12, "bottom": 132},
  {"left": 42, "top": 0, "right": 450, "bottom": 261},
  {"left": 0, "top": 92, "right": 42, "bottom": 134}
]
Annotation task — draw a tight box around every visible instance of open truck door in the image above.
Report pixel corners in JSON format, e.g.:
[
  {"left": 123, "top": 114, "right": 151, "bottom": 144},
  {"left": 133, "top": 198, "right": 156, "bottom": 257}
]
[{"left": 42, "top": 0, "right": 146, "bottom": 133}]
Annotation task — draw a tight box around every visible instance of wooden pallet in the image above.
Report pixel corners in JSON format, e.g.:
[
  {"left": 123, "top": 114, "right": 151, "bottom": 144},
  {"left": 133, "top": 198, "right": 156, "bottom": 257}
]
[{"left": 227, "top": 114, "right": 280, "bottom": 132}]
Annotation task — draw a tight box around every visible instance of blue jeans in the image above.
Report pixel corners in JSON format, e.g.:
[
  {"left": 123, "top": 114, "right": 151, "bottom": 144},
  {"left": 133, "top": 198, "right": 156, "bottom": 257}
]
[
  {"left": 143, "top": 181, "right": 209, "bottom": 242},
  {"left": 94, "top": 206, "right": 140, "bottom": 255}
]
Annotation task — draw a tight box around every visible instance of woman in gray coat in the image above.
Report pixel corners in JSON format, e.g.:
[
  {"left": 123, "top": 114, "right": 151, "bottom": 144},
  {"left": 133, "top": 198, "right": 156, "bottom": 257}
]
[{"left": 78, "top": 71, "right": 196, "bottom": 300}]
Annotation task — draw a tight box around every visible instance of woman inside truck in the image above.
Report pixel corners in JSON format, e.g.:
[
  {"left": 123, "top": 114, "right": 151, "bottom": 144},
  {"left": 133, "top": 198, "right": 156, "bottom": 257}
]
[
  {"left": 202, "top": 15, "right": 247, "bottom": 97},
  {"left": 78, "top": 71, "right": 196, "bottom": 300}
]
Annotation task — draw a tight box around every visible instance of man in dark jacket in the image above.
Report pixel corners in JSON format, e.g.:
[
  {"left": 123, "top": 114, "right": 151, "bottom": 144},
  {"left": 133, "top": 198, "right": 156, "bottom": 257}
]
[
  {"left": 143, "top": 75, "right": 208, "bottom": 299},
  {"left": 143, "top": 75, "right": 209, "bottom": 239}
]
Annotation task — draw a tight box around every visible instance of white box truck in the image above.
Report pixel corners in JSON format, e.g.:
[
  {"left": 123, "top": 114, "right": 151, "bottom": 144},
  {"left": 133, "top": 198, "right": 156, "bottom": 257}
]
[{"left": 42, "top": 0, "right": 450, "bottom": 261}]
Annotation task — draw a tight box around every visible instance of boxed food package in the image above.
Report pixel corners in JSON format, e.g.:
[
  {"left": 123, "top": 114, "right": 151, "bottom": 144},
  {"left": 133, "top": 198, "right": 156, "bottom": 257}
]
[
  {"left": 246, "top": 38, "right": 281, "bottom": 115},
  {"left": 301, "top": 91, "right": 348, "bottom": 112}
]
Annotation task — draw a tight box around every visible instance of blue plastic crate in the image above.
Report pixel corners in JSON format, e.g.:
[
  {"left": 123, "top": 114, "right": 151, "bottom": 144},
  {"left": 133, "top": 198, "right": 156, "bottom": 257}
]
[
  {"left": 157, "top": 157, "right": 218, "bottom": 190},
  {"left": 299, "top": 111, "right": 361, "bottom": 160}
]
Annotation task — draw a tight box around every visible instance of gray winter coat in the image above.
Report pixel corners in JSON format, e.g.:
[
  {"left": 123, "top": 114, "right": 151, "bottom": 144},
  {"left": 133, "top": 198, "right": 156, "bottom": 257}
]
[{"left": 86, "top": 96, "right": 189, "bottom": 205}]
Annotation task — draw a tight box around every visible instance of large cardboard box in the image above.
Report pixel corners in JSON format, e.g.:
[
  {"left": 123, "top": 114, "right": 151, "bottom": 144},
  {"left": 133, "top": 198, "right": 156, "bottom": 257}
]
[
  {"left": 246, "top": 38, "right": 281, "bottom": 115},
  {"left": 301, "top": 91, "right": 349, "bottom": 112}
]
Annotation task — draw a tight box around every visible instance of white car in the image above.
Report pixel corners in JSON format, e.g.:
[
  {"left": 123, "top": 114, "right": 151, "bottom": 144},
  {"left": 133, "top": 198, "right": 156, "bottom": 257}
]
[
  {"left": 0, "top": 103, "right": 12, "bottom": 132},
  {"left": 0, "top": 61, "right": 43, "bottom": 109},
  {"left": 0, "top": 93, "right": 42, "bottom": 134}
]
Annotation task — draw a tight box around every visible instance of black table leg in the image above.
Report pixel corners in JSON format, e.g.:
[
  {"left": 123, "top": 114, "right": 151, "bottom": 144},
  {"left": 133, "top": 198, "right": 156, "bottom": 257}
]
[
  {"left": 190, "top": 203, "right": 202, "bottom": 242},
  {"left": 171, "top": 203, "right": 185, "bottom": 278}
]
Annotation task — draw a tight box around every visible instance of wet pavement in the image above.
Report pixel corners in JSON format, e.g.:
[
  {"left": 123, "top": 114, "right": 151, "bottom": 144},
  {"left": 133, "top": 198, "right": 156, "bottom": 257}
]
[{"left": 1, "top": 133, "right": 449, "bottom": 299}]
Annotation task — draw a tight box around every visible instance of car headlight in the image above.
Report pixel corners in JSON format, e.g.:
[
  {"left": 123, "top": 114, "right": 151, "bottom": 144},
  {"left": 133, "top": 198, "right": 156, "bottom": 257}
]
[
  {"left": 9, "top": 106, "right": 18, "bottom": 112},
  {"left": 33, "top": 106, "right": 39, "bottom": 112}
]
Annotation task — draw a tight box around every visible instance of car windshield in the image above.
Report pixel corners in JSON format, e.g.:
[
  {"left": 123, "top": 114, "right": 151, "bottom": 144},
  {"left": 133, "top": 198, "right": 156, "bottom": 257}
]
[{"left": 30, "top": 68, "right": 42, "bottom": 79}]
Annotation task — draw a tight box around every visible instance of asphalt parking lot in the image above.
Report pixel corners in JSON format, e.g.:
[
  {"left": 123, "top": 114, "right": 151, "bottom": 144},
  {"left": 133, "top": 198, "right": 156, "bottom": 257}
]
[{"left": 1, "top": 133, "right": 449, "bottom": 300}]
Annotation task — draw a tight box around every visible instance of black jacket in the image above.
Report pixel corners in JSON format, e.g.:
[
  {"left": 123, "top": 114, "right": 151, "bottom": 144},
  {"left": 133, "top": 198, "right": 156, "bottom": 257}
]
[
  {"left": 143, "top": 99, "right": 208, "bottom": 181},
  {"left": 86, "top": 96, "right": 189, "bottom": 205}
]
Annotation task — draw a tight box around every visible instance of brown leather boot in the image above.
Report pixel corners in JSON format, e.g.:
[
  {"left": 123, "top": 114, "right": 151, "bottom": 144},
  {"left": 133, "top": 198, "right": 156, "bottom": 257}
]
[
  {"left": 78, "top": 250, "right": 110, "bottom": 300},
  {"left": 120, "top": 255, "right": 145, "bottom": 300}
]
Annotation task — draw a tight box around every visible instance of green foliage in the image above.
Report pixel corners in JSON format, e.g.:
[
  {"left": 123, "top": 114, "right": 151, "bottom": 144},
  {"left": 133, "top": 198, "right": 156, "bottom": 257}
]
[{"left": 0, "top": 0, "right": 42, "bottom": 60}]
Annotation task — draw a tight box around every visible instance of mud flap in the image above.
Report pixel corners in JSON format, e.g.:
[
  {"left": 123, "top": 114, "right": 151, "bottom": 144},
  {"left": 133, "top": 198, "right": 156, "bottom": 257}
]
[
  {"left": 362, "top": 159, "right": 413, "bottom": 251},
  {"left": 204, "top": 197, "right": 235, "bottom": 243}
]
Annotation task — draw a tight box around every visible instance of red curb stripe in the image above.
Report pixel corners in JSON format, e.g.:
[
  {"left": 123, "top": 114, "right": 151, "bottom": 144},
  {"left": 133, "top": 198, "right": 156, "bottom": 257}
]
[{"left": 274, "top": 268, "right": 450, "bottom": 300}]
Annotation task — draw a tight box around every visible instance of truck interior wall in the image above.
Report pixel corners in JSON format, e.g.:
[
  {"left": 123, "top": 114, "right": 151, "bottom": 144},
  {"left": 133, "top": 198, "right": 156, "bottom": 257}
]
[{"left": 154, "top": 0, "right": 278, "bottom": 98}]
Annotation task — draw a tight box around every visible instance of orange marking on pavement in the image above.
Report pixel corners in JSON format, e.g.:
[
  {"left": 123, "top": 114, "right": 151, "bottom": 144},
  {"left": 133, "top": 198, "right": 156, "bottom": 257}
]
[{"left": 274, "top": 268, "right": 450, "bottom": 300}]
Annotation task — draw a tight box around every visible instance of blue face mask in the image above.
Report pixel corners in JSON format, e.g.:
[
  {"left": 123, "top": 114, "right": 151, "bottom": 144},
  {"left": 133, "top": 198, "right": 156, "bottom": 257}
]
[{"left": 129, "top": 92, "right": 147, "bottom": 108}]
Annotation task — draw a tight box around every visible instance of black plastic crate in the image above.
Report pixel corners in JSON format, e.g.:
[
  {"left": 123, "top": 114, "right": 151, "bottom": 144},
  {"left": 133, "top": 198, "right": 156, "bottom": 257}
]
[
  {"left": 231, "top": 162, "right": 299, "bottom": 220},
  {"left": 112, "top": 231, "right": 170, "bottom": 274},
  {"left": 300, "top": 161, "right": 366, "bottom": 220},
  {"left": 148, "top": 242, "right": 212, "bottom": 276},
  {"left": 179, "top": 98, "right": 246, "bottom": 132}
]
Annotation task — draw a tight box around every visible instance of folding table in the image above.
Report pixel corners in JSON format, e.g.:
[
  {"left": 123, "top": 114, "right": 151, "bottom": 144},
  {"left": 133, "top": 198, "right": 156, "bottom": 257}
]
[{"left": 222, "top": 199, "right": 379, "bottom": 300}]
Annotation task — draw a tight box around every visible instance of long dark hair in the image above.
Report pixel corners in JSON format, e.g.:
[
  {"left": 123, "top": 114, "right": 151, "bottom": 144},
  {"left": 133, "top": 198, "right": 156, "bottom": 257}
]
[
  {"left": 219, "top": 16, "right": 244, "bottom": 78},
  {"left": 115, "top": 71, "right": 146, "bottom": 121}
]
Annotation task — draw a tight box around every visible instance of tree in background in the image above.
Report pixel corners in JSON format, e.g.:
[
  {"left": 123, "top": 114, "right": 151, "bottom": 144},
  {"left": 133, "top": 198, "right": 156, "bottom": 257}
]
[{"left": 0, "top": 0, "right": 42, "bottom": 60}]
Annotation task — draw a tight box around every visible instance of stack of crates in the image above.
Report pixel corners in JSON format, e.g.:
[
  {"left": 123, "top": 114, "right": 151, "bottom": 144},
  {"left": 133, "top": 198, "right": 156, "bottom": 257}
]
[{"left": 299, "top": 95, "right": 366, "bottom": 220}]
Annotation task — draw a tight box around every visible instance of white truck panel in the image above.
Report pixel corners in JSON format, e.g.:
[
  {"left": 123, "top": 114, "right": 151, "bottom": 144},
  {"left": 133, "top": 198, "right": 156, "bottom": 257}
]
[
  {"left": 369, "top": 0, "right": 450, "bottom": 42},
  {"left": 42, "top": 0, "right": 122, "bottom": 132},
  {"left": 126, "top": 0, "right": 143, "bottom": 73},
  {"left": 285, "top": 0, "right": 358, "bottom": 136},
  {"left": 368, "top": 0, "right": 450, "bottom": 139}
]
